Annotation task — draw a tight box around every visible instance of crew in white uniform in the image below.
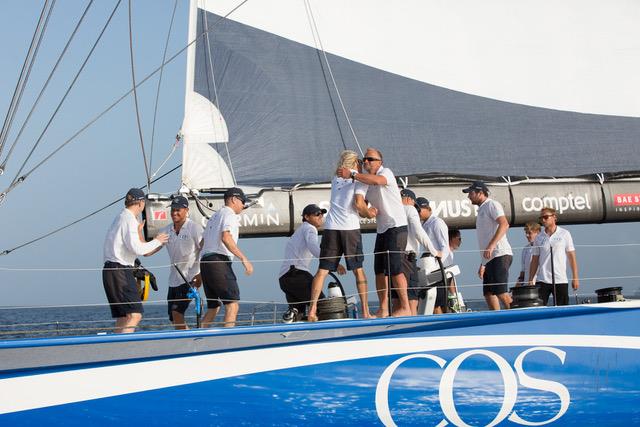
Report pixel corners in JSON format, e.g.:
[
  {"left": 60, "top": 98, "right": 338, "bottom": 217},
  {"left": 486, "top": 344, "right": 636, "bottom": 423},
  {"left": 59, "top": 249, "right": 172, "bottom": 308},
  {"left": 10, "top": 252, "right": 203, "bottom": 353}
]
[
  {"left": 149, "top": 196, "right": 203, "bottom": 329},
  {"left": 102, "top": 188, "right": 168, "bottom": 333},
  {"left": 528, "top": 207, "right": 579, "bottom": 306},
  {"left": 337, "top": 147, "right": 410, "bottom": 318},
  {"left": 200, "top": 187, "right": 253, "bottom": 328},
  {"left": 516, "top": 221, "right": 540, "bottom": 286}
]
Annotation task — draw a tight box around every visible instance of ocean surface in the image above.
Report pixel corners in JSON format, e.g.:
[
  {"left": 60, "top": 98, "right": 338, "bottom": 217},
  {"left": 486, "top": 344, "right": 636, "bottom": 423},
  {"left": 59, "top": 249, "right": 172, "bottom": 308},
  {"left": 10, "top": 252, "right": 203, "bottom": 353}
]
[{"left": 0, "top": 299, "right": 488, "bottom": 341}]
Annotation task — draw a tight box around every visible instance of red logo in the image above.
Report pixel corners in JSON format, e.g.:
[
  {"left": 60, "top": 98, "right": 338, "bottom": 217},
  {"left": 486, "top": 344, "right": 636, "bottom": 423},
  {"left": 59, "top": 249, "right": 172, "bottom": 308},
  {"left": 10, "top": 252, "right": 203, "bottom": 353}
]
[
  {"left": 153, "top": 210, "right": 168, "bottom": 220},
  {"left": 613, "top": 193, "right": 640, "bottom": 206}
]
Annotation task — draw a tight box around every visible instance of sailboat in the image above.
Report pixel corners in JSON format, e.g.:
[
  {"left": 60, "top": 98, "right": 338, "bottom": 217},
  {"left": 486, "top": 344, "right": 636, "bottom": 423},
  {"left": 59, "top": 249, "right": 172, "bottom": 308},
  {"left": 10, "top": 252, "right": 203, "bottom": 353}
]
[{"left": 1, "top": 0, "right": 640, "bottom": 425}]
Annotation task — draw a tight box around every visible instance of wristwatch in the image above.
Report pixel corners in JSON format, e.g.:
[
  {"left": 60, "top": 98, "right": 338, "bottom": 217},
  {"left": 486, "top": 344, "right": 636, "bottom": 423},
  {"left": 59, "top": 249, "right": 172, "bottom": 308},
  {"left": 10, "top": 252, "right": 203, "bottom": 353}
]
[{"left": 350, "top": 170, "right": 357, "bottom": 180}]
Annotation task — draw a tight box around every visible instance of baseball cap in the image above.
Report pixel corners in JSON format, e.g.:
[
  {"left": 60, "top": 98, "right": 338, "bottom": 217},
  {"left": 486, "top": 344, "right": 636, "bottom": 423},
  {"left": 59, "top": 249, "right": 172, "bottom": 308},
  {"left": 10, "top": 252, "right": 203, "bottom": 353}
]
[
  {"left": 126, "top": 188, "right": 145, "bottom": 202},
  {"left": 171, "top": 195, "right": 189, "bottom": 209},
  {"left": 462, "top": 180, "right": 489, "bottom": 193},
  {"left": 415, "top": 197, "right": 430, "bottom": 209},
  {"left": 224, "top": 187, "right": 250, "bottom": 204},
  {"left": 400, "top": 188, "right": 416, "bottom": 201},
  {"left": 302, "top": 204, "right": 327, "bottom": 217}
]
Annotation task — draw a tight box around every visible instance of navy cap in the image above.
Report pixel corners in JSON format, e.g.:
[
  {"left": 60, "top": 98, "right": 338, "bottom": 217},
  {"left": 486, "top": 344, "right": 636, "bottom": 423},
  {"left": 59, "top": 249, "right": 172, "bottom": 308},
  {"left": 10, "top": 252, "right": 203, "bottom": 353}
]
[
  {"left": 302, "top": 204, "right": 327, "bottom": 217},
  {"left": 400, "top": 188, "right": 416, "bottom": 201},
  {"left": 171, "top": 195, "right": 189, "bottom": 209},
  {"left": 462, "top": 180, "right": 489, "bottom": 193},
  {"left": 126, "top": 188, "right": 145, "bottom": 202},
  {"left": 415, "top": 197, "right": 430, "bottom": 208},
  {"left": 224, "top": 187, "right": 250, "bottom": 204}
]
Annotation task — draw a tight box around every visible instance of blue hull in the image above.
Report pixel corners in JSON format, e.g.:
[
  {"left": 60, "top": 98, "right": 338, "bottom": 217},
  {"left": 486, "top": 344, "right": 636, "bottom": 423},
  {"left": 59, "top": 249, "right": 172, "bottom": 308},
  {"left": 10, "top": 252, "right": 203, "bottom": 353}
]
[{"left": 1, "top": 302, "right": 639, "bottom": 426}]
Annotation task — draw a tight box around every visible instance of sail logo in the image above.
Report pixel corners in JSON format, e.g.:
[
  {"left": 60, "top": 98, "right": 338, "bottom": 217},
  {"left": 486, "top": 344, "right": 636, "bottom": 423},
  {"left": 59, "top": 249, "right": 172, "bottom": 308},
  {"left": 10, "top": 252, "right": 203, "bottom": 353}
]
[
  {"left": 376, "top": 347, "right": 569, "bottom": 427},
  {"left": 522, "top": 193, "right": 591, "bottom": 214},
  {"left": 613, "top": 193, "right": 640, "bottom": 206}
]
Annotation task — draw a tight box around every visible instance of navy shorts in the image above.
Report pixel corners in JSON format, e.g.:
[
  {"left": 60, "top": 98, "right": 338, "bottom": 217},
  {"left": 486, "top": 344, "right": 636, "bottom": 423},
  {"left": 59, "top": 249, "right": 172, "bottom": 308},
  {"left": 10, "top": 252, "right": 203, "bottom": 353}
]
[
  {"left": 102, "top": 261, "right": 143, "bottom": 318},
  {"left": 167, "top": 283, "right": 192, "bottom": 320},
  {"left": 374, "top": 226, "right": 408, "bottom": 276},
  {"left": 319, "top": 229, "right": 364, "bottom": 271},
  {"left": 483, "top": 255, "right": 512, "bottom": 296},
  {"left": 200, "top": 253, "right": 240, "bottom": 309},
  {"left": 391, "top": 254, "right": 419, "bottom": 300}
]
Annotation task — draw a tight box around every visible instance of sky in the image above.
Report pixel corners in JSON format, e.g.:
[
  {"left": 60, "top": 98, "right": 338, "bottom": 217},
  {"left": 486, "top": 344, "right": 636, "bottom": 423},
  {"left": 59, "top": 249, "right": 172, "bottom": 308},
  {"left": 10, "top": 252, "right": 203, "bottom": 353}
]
[{"left": 1, "top": 1, "right": 639, "bottom": 313}]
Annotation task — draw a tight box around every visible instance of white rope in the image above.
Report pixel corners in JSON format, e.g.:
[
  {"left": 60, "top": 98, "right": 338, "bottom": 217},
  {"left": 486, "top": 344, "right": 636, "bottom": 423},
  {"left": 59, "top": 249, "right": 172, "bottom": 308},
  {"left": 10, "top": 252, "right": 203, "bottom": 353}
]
[{"left": 303, "top": 0, "right": 364, "bottom": 157}]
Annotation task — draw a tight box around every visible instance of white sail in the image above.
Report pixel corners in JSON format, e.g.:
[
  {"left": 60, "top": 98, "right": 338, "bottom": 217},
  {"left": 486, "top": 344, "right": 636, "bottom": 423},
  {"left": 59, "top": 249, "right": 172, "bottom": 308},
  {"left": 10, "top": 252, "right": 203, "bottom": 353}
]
[{"left": 181, "top": 0, "right": 234, "bottom": 190}]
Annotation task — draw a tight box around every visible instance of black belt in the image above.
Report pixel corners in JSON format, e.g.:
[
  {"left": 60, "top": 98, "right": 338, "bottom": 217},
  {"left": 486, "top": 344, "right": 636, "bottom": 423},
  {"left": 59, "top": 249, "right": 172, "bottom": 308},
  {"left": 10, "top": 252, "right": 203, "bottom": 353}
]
[{"left": 201, "top": 252, "right": 230, "bottom": 261}]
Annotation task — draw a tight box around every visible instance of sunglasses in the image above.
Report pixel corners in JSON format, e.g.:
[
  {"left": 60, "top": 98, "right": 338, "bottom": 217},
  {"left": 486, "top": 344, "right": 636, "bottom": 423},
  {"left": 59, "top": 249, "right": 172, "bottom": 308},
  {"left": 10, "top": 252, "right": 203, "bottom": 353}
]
[
  {"left": 539, "top": 214, "right": 554, "bottom": 220},
  {"left": 362, "top": 157, "right": 381, "bottom": 162}
]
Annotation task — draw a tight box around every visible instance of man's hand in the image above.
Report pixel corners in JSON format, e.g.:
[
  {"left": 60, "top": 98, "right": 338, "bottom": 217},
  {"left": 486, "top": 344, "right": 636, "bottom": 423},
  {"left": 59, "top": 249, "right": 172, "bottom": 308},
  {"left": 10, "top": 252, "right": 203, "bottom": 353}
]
[
  {"left": 478, "top": 264, "right": 485, "bottom": 279},
  {"left": 571, "top": 277, "right": 579, "bottom": 290},
  {"left": 155, "top": 233, "right": 169, "bottom": 244},
  {"left": 241, "top": 258, "right": 254, "bottom": 276},
  {"left": 337, "top": 264, "right": 347, "bottom": 275},
  {"left": 191, "top": 274, "right": 202, "bottom": 288},
  {"left": 336, "top": 167, "right": 351, "bottom": 179},
  {"left": 435, "top": 251, "right": 443, "bottom": 259},
  {"left": 482, "top": 244, "right": 495, "bottom": 260},
  {"left": 367, "top": 207, "right": 378, "bottom": 218}
]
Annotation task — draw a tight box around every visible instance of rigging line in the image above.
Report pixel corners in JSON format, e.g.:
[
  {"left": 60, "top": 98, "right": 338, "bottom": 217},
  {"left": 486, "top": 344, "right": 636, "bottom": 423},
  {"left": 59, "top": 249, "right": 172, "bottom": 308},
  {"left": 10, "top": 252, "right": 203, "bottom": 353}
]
[
  {"left": 149, "top": 134, "right": 180, "bottom": 179},
  {"left": 0, "top": 0, "right": 250, "bottom": 203},
  {"left": 0, "top": 0, "right": 55, "bottom": 165},
  {"left": 0, "top": 163, "right": 180, "bottom": 257},
  {"left": 203, "top": 8, "right": 237, "bottom": 186},
  {"left": 304, "top": 0, "right": 364, "bottom": 157},
  {"left": 6, "top": 0, "right": 123, "bottom": 192},
  {"left": 128, "top": 0, "right": 152, "bottom": 191},
  {"left": 302, "top": 0, "right": 347, "bottom": 151},
  {"left": 1, "top": 0, "right": 94, "bottom": 172},
  {"left": 149, "top": 0, "right": 178, "bottom": 173}
]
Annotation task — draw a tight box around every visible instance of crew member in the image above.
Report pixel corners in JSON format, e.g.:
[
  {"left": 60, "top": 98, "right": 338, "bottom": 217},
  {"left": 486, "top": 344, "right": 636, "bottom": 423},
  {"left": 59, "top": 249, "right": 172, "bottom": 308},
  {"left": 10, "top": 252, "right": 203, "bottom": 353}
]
[
  {"left": 337, "top": 148, "right": 410, "bottom": 317},
  {"left": 149, "top": 196, "right": 203, "bottom": 329},
  {"left": 463, "top": 181, "right": 513, "bottom": 310},
  {"left": 528, "top": 207, "right": 579, "bottom": 305},
  {"left": 308, "top": 150, "right": 376, "bottom": 321},
  {"left": 102, "top": 188, "right": 168, "bottom": 333},
  {"left": 200, "top": 187, "right": 254, "bottom": 327},
  {"left": 516, "top": 221, "right": 541, "bottom": 286}
]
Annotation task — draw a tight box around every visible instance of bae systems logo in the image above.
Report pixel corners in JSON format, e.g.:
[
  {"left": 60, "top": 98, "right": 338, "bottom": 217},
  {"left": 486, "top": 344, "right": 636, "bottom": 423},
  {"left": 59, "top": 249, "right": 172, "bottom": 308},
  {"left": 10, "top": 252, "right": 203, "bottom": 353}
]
[
  {"left": 613, "top": 193, "right": 640, "bottom": 213},
  {"left": 376, "top": 347, "right": 569, "bottom": 427}
]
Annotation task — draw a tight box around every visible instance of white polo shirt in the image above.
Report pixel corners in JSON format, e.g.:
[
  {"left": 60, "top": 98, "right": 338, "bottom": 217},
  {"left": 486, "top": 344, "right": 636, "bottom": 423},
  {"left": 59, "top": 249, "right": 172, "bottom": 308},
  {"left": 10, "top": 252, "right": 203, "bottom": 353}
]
[
  {"left": 162, "top": 218, "right": 203, "bottom": 287},
  {"left": 404, "top": 205, "right": 438, "bottom": 255},
  {"left": 103, "top": 208, "right": 162, "bottom": 266},
  {"left": 201, "top": 206, "right": 239, "bottom": 259},
  {"left": 324, "top": 176, "right": 369, "bottom": 230},
  {"left": 475, "top": 198, "right": 512, "bottom": 264},
  {"left": 364, "top": 166, "right": 407, "bottom": 233},
  {"left": 423, "top": 214, "right": 450, "bottom": 263},
  {"left": 278, "top": 221, "right": 320, "bottom": 278},
  {"left": 521, "top": 242, "right": 536, "bottom": 283},
  {"left": 531, "top": 226, "right": 575, "bottom": 284}
]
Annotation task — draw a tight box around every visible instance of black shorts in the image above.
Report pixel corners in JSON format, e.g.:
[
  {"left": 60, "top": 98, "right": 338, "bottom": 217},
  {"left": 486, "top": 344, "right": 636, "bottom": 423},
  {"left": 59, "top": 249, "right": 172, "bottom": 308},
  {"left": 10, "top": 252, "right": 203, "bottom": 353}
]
[
  {"left": 200, "top": 253, "right": 240, "bottom": 309},
  {"left": 391, "top": 254, "right": 420, "bottom": 300},
  {"left": 319, "top": 229, "right": 364, "bottom": 271},
  {"left": 102, "top": 261, "right": 143, "bottom": 318},
  {"left": 374, "top": 226, "right": 408, "bottom": 276},
  {"left": 536, "top": 282, "right": 569, "bottom": 306},
  {"left": 483, "top": 255, "right": 512, "bottom": 296},
  {"left": 167, "top": 283, "right": 192, "bottom": 320},
  {"left": 279, "top": 267, "right": 325, "bottom": 314},
  {"left": 435, "top": 277, "right": 453, "bottom": 308}
]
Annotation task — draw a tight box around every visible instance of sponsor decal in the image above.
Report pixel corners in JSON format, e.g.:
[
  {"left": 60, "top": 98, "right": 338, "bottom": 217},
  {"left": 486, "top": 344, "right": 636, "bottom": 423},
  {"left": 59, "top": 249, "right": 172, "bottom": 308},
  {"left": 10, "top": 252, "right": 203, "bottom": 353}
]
[
  {"left": 152, "top": 210, "right": 167, "bottom": 221},
  {"left": 376, "top": 347, "right": 569, "bottom": 427},
  {"left": 522, "top": 193, "right": 591, "bottom": 214},
  {"left": 613, "top": 193, "right": 640, "bottom": 207}
]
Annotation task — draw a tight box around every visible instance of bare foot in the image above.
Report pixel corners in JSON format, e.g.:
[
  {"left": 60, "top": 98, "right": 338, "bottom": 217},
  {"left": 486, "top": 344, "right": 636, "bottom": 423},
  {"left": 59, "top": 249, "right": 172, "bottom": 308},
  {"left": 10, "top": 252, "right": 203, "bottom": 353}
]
[
  {"left": 391, "top": 309, "right": 411, "bottom": 317},
  {"left": 362, "top": 312, "right": 377, "bottom": 319},
  {"left": 374, "top": 310, "right": 389, "bottom": 318},
  {"left": 307, "top": 314, "right": 318, "bottom": 322}
]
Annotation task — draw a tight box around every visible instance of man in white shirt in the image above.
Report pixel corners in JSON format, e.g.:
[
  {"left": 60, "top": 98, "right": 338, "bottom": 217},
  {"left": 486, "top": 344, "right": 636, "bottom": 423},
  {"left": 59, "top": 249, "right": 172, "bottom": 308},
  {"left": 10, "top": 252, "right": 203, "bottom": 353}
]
[
  {"left": 395, "top": 189, "right": 441, "bottom": 315},
  {"left": 463, "top": 181, "right": 513, "bottom": 310},
  {"left": 200, "top": 188, "right": 254, "bottom": 328},
  {"left": 416, "top": 197, "right": 451, "bottom": 314},
  {"left": 102, "top": 188, "right": 169, "bottom": 333},
  {"left": 149, "top": 196, "right": 203, "bottom": 329},
  {"left": 337, "top": 147, "right": 410, "bottom": 317},
  {"left": 516, "top": 221, "right": 540, "bottom": 286},
  {"left": 280, "top": 204, "right": 342, "bottom": 320},
  {"left": 308, "top": 151, "right": 376, "bottom": 321},
  {"left": 528, "top": 208, "right": 579, "bottom": 306}
]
